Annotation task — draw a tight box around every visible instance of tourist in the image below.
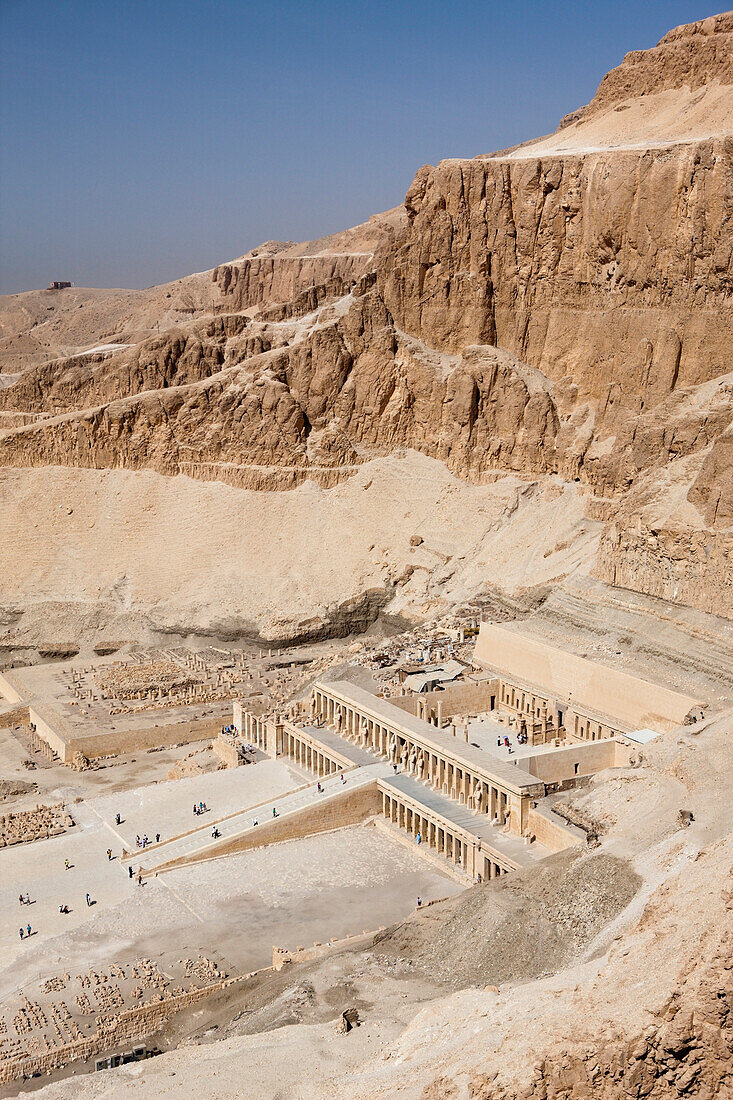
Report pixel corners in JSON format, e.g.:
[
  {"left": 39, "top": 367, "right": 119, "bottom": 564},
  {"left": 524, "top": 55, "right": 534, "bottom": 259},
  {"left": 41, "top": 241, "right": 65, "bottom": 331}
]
[
  {"left": 193, "top": 804, "right": 197, "bottom": 816},
  {"left": 317, "top": 781, "right": 322, "bottom": 793},
  {"left": 128, "top": 865, "right": 133, "bottom": 878},
  {"left": 417, "top": 897, "right": 422, "bottom": 908},
  {"left": 272, "top": 807, "right": 278, "bottom": 817},
  {"left": 19, "top": 928, "right": 23, "bottom": 941},
  {"left": 26, "top": 923, "right": 31, "bottom": 936},
  {"left": 64, "top": 859, "right": 70, "bottom": 871},
  {"left": 137, "top": 874, "right": 142, "bottom": 886},
  {"left": 86, "top": 893, "right": 91, "bottom": 906},
  {"left": 18, "top": 894, "right": 24, "bottom": 906},
  {"left": 107, "top": 848, "right": 113, "bottom": 860},
  {"left": 136, "top": 834, "right": 141, "bottom": 847},
  {"left": 115, "top": 813, "right": 121, "bottom": 825},
  {"left": 253, "top": 817, "right": 258, "bottom": 826},
  {"left": 497, "top": 737, "right": 501, "bottom": 748},
  {"left": 24, "top": 893, "right": 30, "bottom": 905},
  {"left": 155, "top": 832, "right": 160, "bottom": 843},
  {"left": 416, "top": 832, "right": 421, "bottom": 845}
]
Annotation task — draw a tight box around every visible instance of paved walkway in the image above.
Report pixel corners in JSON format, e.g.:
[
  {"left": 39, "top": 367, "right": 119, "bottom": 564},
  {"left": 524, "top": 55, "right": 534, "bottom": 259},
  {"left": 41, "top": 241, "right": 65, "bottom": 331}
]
[
  {"left": 143, "top": 763, "right": 394, "bottom": 873},
  {"left": 299, "top": 724, "right": 377, "bottom": 766}
]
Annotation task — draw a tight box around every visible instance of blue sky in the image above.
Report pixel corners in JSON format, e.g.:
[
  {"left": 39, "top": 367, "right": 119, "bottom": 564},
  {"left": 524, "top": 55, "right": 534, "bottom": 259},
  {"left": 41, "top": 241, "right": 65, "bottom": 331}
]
[{"left": 0, "top": 1, "right": 720, "bottom": 293}]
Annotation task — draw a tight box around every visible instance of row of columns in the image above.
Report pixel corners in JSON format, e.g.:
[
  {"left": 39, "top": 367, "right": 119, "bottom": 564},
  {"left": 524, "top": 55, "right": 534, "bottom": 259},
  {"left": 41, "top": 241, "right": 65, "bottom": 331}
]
[
  {"left": 282, "top": 723, "right": 341, "bottom": 777},
  {"left": 314, "top": 689, "right": 516, "bottom": 830},
  {"left": 380, "top": 790, "right": 510, "bottom": 880},
  {"left": 241, "top": 711, "right": 268, "bottom": 748}
]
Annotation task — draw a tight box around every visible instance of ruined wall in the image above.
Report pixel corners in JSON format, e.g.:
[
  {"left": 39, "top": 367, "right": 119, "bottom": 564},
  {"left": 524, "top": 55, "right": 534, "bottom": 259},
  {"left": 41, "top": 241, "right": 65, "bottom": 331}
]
[
  {"left": 30, "top": 707, "right": 221, "bottom": 765},
  {"left": 0, "top": 977, "right": 248, "bottom": 1086},
  {"left": 526, "top": 805, "right": 585, "bottom": 852},
  {"left": 388, "top": 681, "right": 497, "bottom": 719},
  {"left": 0, "top": 705, "right": 30, "bottom": 729},
  {"left": 213, "top": 735, "right": 240, "bottom": 768},
  {"left": 70, "top": 717, "right": 221, "bottom": 761}
]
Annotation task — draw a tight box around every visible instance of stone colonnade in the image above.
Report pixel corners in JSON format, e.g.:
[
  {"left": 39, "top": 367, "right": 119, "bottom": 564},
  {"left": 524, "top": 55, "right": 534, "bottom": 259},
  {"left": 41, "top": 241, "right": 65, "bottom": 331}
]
[
  {"left": 495, "top": 680, "right": 623, "bottom": 744},
  {"left": 379, "top": 784, "right": 512, "bottom": 881},
  {"left": 311, "top": 686, "right": 527, "bottom": 834},
  {"left": 280, "top": 719, "right": 351, "bottom": 776},
  {"left": 240, "top": 711, "right": 268, "bottom": 748}
]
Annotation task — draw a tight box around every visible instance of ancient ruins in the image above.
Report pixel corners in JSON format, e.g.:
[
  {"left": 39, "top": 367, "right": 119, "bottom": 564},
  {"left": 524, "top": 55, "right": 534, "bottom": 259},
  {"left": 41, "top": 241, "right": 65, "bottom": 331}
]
[{"left": 1, "top": 9, "right": 732, "bottom": 1099}]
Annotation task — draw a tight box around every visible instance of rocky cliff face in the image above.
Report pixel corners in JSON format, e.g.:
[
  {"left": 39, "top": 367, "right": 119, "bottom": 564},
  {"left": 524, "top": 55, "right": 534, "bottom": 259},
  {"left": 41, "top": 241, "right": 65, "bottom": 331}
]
[{"left": 0, "top": 14, "right": 732, "bottom": 617}]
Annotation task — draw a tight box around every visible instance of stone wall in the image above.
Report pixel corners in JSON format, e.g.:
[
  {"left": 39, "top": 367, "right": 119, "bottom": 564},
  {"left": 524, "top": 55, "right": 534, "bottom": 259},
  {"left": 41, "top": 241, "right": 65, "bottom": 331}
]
[
  {"left": 212, "top": 735, "right": 240, "bottom": 769},
  {"left": 29, "top": 707, "right": 221, "bottom": 765},
  {"left": 526, "top": 805, "right": 585, "bottom": 852},
  {"left": 474, "top": 622, "right": 704, "bottom": 733},
  {"left": 388, "top": 681, "right": 497, "bottom": 720},
  {"left": 0, "top": 672, "right": 24, "bottom": 705},
  {"left": 521, "top": 739, "right": 625, "bottom": 783}
]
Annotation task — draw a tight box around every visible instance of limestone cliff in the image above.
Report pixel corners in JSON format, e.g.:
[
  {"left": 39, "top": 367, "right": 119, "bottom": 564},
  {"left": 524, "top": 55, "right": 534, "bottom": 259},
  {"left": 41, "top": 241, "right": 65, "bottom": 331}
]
[{"left": 0, "top": 14, "right": 732, "bottom": 618}]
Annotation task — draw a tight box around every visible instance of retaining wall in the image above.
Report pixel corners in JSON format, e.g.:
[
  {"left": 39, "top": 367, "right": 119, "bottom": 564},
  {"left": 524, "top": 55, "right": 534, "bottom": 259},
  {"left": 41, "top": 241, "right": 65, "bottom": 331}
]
[
  {"left": 521, "top": 738, "right": 626, "bottom": 782},
  {"left": 526, "top": 805, "right": 585, "bottom": 852}
]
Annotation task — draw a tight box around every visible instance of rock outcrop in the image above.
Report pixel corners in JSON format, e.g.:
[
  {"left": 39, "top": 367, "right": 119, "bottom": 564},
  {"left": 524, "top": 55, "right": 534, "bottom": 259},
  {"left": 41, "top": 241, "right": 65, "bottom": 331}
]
[{"left": 0, "top": 14, "right": 732, "bottom": 616}]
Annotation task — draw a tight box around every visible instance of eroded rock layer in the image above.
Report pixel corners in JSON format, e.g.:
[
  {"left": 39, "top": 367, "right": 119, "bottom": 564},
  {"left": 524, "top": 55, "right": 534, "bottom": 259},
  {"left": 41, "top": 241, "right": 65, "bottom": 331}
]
[{"left": 0, "top": 14, "right": 732, "bottom": 620}]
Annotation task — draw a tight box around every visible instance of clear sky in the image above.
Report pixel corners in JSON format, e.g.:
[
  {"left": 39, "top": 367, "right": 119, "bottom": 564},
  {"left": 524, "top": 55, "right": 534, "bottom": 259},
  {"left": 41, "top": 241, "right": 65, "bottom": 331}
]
[{"left": 0, "top": 0, "right": 721, "bottom": 294}]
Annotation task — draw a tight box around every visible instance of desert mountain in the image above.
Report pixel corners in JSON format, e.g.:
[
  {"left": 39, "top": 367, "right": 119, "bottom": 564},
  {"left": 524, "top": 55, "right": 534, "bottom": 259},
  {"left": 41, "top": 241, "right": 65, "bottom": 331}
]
[{"left": 1, "top": 13, "right": 732, "bottom": 651}]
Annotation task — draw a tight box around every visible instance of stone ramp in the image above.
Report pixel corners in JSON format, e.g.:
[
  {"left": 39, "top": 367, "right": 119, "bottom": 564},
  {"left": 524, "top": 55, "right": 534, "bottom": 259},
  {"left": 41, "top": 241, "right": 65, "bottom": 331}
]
[{"left": 141, "top": 763, "right": 393, "bottom": 874}]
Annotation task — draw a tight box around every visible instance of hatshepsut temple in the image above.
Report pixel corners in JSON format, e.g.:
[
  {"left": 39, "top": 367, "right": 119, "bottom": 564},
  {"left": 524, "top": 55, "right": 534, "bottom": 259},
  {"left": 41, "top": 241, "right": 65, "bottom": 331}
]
[
  {"left": 0, "top": 620, "right": 706, "bottom": 887},
  {"left": 0, "top": 593, "right": 723, "bottom": 1089}
]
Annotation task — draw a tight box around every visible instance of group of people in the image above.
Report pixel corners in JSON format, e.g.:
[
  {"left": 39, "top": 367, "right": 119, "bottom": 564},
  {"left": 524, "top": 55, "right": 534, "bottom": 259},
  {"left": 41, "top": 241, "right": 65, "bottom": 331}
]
[
  {"left": 193, "top": 801, "right": 208, "bottom": 816},
  {"left": 497, "top": 735, "right": 515, "bottom": 755},
  {"left": 18, "top": 923, "right": 32, "bottom": 940},
  {"left": 135, "top": 832, "right": 160, "bottom": 848}
]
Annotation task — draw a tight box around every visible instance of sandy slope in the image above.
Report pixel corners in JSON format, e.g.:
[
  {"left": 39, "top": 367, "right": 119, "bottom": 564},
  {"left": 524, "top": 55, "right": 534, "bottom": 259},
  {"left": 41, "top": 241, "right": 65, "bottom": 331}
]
[
  {"left": 0, "top": 454, "right": 599, "bottom": 649},
  {"left": 494, "top": 82, "right": 733, "bottom": 159}
]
